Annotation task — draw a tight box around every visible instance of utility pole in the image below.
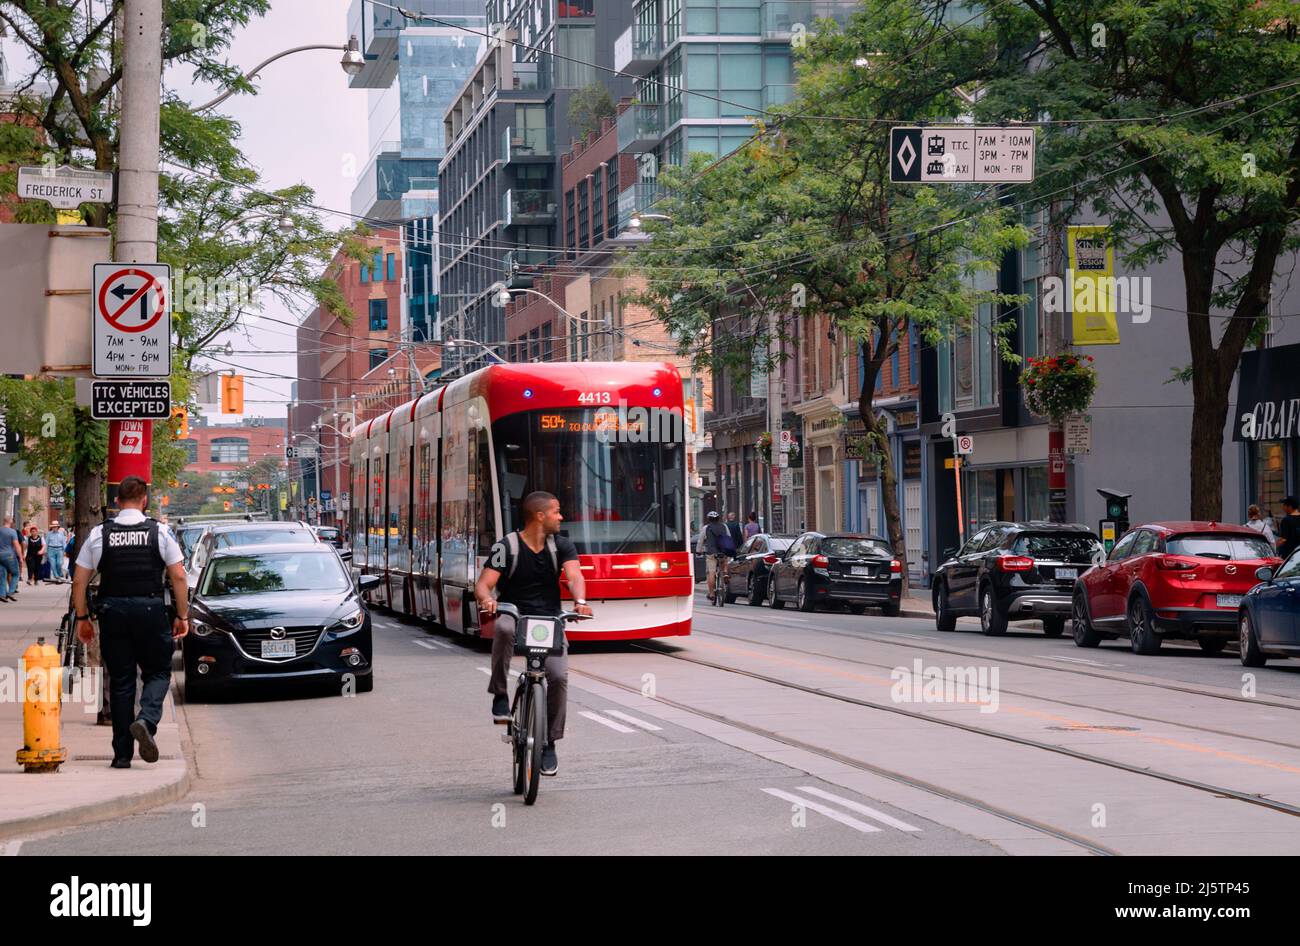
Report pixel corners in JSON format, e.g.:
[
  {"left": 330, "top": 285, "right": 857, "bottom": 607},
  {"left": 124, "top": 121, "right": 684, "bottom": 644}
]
[{"left": 105, "top": 0, "right": 164, "bottom": 510}]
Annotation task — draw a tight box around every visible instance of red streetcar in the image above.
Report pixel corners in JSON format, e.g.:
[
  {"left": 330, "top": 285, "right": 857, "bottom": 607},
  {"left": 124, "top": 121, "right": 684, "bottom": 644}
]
[{"left": 349, "top": 362, "right": 693, "bottom": 641}]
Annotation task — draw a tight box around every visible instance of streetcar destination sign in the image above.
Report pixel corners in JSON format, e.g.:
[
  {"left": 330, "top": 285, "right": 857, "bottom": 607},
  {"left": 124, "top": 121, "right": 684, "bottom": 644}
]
[{"left": 890, "top": 126, "right": 1036, "bottom": 183}]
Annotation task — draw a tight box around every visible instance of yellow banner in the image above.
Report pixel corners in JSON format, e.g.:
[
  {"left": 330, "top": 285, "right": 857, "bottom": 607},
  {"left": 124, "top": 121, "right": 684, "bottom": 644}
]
[{"left": 1067, "top": 225, "right": 1120, "bottom": 345}]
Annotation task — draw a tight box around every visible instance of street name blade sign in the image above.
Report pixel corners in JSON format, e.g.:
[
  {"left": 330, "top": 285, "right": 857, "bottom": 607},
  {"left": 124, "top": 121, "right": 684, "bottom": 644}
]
[
  {"left": 93, "top": 263, "right": 171, "bottom": 378},
  {"left": 17, "top": 165, "right": 114, "bottom": 209},
  {"left": 890, "top": 127, "right": 1035, "bottom": 183},
  {"left": 89, "top": 381, "right": 172, "bottom": 420}
]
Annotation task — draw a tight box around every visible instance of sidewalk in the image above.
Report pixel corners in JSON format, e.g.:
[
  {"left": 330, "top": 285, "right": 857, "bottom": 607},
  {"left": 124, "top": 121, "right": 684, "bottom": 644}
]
[{"left": 0, "top": 581, "right": 191, "bottom": 842}]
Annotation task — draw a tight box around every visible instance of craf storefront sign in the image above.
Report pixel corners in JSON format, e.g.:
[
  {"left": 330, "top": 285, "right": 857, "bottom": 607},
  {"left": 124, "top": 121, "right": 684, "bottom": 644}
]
[{"left": 1234, "top": 342, "right": 1300, "bottom": 441}]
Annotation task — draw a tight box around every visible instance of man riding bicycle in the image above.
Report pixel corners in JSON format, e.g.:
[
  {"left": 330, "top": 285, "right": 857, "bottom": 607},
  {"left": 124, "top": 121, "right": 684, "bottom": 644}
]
[
  {"left": 475, "top": 491, "right": 593, "bottom": 777},
  {"left": 697, "top": 510, "right": 733, "bottom": 600}
]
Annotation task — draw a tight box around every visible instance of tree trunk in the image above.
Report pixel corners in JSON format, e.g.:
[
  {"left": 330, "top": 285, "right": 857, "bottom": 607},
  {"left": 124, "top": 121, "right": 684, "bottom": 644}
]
[
  {"left": 874, "top": 413, "right": 908, "bottom": 597},
  {"left": 1188, "top": 361, "right": 1230, "bottom": 521}
]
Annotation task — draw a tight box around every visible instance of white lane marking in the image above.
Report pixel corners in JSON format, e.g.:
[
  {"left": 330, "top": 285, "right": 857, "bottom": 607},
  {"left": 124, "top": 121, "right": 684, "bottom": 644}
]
[
  {"left": 411, "top": 639, "right": 440, "bottom": 650},
  {"left": 762, "top": 788, "right": 881, "bottom": 834},
  {"left": 796, "top": 786, "right": 922, "bottom": 832},
  {"left": 0, "top": 840, "right": 22, "bottom": 856},
  {"left": 476, "top": 667, "right": 492, "bottom": 676},
  {"left": 424, "top": 638, "right": 454, "bottom": 649},
  {"left": 604, "top": 710, "right": 663, "bottom": 731},
  {"left": 878, "top": 632, "right": 931, "bottom": 642},
  {"left": 1046, "top": 655, "right": 1104, "bottom": 666},
  {"left": 578, "top": 710, "right": 636, "bottom": 734}
]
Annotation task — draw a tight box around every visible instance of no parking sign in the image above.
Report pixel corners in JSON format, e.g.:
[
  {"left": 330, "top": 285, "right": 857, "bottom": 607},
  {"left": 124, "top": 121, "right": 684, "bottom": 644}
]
[{"left": 92, "top": 263, "right": 171, "bottom": 378}]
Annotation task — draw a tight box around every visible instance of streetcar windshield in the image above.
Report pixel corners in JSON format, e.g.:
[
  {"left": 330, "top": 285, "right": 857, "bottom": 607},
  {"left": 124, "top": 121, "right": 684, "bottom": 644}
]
[{"left": 493, "top": 408, "right": 686, "bottom": 555}]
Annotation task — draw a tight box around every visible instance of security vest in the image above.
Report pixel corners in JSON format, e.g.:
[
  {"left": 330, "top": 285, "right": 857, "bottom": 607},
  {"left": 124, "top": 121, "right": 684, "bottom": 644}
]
[{"left": 98, "top": 519, "right": 166, "bottom": 597}]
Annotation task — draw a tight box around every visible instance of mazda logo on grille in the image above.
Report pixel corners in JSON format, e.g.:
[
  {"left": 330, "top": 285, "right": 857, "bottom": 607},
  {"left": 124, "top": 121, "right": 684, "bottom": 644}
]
[
  {"left": 270, "top": 627, "right": 287, "bottom": 640},
  {"left": 1225, "top": 565, "right": 1237, "bottom": 575}
]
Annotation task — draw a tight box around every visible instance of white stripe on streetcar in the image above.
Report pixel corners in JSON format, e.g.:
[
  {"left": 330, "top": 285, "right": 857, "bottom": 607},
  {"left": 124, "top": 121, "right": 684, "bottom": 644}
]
[
  {"left": 761, "top": 788, "right": 881, "bottom": 834},
  {"left": 411, "top": 639, "right": 439, "bottom": 650},
  {"left": 796, "top": 786, "right": 922, "bottom": 832},
  {"left": 605, "top": 710, "right": 663, "bottom": 731},
  {"left": 579, "top": 711, "right": 636, "bottom": 734}
]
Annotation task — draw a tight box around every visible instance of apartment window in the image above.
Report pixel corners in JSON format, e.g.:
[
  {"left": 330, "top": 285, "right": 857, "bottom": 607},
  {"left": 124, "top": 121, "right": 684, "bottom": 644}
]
[
  {"left": 210, "top": 437, "right": 249, "bottom": 464},
  {"left": 370, "top": 348, "right": 388, "bottom": 370},
  {"left": 686, "top": 44, "right": 762, "bottom": 119},
  {"left": 374, "top": 249, "right": 384, "bottom": 280},
  {"left": 182, "top": 439, "right": 198, "bottom": 463},
  {"left": 360, "top": 263, "right": 369, "bottom": 284},
  {"left": 370, "top": 298, "right": 389, "bottom": 331},
  {"left": 565, "top": 189, "right": 577, "bottom": 250},
  {"left": 556, "top": 25, "right": 595, "bottom": 88},
  {"left": 387, "top": 253, "right": 396, "bottom": 281},
  {"left": 909, "top": 321, "right": 919, "bottom": 386},
  {"left": 687, "top": 0, "right": 761, "bottom": 34},
  {"left": 578, "top": 179, "right": 590, "bottom": 250}
]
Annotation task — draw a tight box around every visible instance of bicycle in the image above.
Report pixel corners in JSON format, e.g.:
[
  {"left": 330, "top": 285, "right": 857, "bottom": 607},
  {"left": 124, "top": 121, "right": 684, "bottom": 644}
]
[
  {"left": 54, "top": 586, "right": 89, "bottom": 697},
  {"left": 711, "top": 553, "right": 730, "bottom": 608},
  {"left": 493, "top": 602, "right": 590, "bottom": 805}
]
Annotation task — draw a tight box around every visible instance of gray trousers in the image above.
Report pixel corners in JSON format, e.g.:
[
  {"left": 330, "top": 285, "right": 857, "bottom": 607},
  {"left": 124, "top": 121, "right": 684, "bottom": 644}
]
[{"left": 487, "top": 615, "right": 567, "bottom": 743}]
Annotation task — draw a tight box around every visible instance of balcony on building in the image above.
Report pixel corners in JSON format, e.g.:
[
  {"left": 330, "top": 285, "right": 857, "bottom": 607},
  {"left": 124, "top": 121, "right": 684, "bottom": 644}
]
[
  {"left": 502, "top": 59, "right": 552, "bottom": 95},
  {"left": 614, "top": 23, "right": 663, "bottom": 75},
  {"left": 502, "top": 124, "right": 555, "bottom": 164},
  {"left": 762, "top": 0, "right": 858, "bottom": 39},
  {"left": 617, "top": 103, "right": 662, "bottom": 154},
  {"left": 503, "top": 189, "right": 557, "bottom": 226},
  {"left": 352, "top": 144, "right": 441, "bottom": 220},
  {"left": 347, "top": 0, "right": 482, "bottom": 88},
  {"left": 617, "top": 181, "right": 665, "bottom": 231}
]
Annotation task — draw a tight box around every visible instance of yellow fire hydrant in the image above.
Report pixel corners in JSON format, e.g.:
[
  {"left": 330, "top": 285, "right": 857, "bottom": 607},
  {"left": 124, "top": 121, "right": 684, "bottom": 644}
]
[{"left": 16, "top": 637, "right": 67, "bottom": 773}]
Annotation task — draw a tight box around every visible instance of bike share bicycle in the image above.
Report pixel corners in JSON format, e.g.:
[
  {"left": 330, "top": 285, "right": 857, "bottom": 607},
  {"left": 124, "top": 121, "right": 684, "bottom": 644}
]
[
  {"left": 712, "top": 553, "right": 730, "bottom": 608},
  {"left": 494, "top": 602, "right": 590, "bottom": 805}
]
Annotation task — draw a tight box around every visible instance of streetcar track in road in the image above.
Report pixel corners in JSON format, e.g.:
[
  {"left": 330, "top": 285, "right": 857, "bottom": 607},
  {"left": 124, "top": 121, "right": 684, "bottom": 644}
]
[
  {"left": 623, "top": 643, "right": 1300, "bottom": 823},
  {"left": 568, "top": 663, "right": 1119, "bottom": 856},
  {"left": 687, "top": 627, "right": 1300, "bottom": 754},
  {"left": 692, "top": 609, "right": 1300, "bottom": 712}
]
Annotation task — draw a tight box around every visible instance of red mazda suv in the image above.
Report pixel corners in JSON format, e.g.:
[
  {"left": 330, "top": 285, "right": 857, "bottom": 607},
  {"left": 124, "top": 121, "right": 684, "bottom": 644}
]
[{"left": 1071, "top": 521, "right": 1280, "bottom": 655}]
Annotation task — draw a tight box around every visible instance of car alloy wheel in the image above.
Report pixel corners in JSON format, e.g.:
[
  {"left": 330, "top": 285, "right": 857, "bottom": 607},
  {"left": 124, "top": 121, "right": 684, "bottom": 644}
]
[
  {"left": 935, "top": 582, "right": 956, "bottom": 632},
  {"left": 768, "top": 574, "right": 785, "bottom": 609},
  {"left": 1239, "top": 612, "right": 1267, "bottom": 667},
  {"left": 979, "top": 586, "right": 1007, "bottom": 635},
  {"left": 1072, "top": 593, "right": 1101, "bottom": 648},
  {"left": 1127, "top": 594, "right": 1161, "bottom": 655},
  {"left": 797, "top": 579, "right": 814, "bottom": 612}
]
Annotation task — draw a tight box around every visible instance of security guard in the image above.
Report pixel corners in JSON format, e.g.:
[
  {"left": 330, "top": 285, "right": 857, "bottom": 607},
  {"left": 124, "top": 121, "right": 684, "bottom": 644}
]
[{"left": 71, "top": 475, "right": 189, "bottom": 768}]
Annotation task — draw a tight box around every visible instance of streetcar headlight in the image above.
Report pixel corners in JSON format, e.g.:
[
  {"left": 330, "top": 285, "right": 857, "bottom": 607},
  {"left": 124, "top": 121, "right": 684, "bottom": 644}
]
[{"left": 639, "top": 558, "right": 656, "bottom": 574}]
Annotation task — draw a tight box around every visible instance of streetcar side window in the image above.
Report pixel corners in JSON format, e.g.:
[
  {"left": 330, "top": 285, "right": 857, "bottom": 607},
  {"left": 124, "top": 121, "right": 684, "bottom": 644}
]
[{"left": 475, "top": 426, "right": 494, "bottom": 557}]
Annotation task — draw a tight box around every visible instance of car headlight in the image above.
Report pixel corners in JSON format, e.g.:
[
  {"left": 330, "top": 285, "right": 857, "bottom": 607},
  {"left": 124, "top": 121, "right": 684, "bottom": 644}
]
[
  {"left": 332, "top": 608, "right": 364, "bottom": 631},
  {"left": 191, "top": 617, "right": 218, "bottom": 637}
]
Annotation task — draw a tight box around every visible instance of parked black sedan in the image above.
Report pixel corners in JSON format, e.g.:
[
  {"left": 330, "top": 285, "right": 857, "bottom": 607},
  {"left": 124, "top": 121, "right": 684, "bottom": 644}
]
[
  {"left": 1238, "top": 549, "right": 1300, "bottom": 667},
  {"left": 184, "top": 543, "right": 380, "bottom": 699},
  {"left": 724, "top": 533, "right": 797, "bottom": 605},
  {"left": 932, "top": 521, "right": 1102, "bottom": 636},
  {"left": 766, "top": 532, "right": 902, "bottom": 615}
]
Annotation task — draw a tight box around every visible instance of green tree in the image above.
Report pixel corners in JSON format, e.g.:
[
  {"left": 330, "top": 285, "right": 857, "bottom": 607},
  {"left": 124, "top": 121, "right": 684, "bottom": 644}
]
[
  {"left": 626, "top": 2, "right": 1025, "bottom": 584},
  {"left": 567, "top": 82, "right": 617, "bottom": 142},
  {"left": 973, "top": 0, "right": 1300, "bottom": 518}
]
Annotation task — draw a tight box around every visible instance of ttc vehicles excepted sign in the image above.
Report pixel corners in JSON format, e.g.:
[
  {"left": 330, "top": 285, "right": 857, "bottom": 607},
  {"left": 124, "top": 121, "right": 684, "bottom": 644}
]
[
  {"left": 92, "top": 262, "right": 171, "bottom": 378},
  {"left": 89, "top": 380, "right": 172, "bottom": 420},
  {"left": 890, "top": 126, "right": 1036, "bottom": 183}
]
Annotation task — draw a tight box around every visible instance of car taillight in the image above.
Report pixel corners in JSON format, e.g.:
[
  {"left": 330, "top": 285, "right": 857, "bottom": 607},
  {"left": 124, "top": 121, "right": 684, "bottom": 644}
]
[
  {"left": 996, "top": 556, "right": 1034, "bottom": 571},
  {"left": 1156, "top": 556, "right": 1196, "bottom": 571},
  {"left": 890, "top": 560, "right": 902, "bottom": 573},
  {"left": 763, "top": 554, "right": 778, "bottom": 565},
  {"left": 812, "top": 555, "right": 828, "bottom": 568}
]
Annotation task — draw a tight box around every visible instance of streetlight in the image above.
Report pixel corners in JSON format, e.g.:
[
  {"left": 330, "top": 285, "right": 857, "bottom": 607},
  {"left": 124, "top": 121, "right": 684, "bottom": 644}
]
[
  {"left": 194, "top": 36, "right": 364, "bottom": 112},
  {"left": 493, "top": 285, "right": 614, "bottom": 360},
  {"left": 627, "top": 211, "right": 673, "bottom": 232}
]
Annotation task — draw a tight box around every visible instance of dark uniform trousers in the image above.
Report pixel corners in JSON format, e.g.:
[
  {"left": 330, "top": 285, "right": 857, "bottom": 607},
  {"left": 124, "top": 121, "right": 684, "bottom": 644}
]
[
  {"left": 98, "top": 596, "right": 173, "bottom": 761},
  {"left": 488, "top": 614, "right": 568, "bottom": 743}
]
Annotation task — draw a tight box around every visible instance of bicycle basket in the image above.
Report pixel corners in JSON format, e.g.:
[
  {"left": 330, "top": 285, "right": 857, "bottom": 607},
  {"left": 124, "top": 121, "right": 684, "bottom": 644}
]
[{"left": 513, "top": 615, "right": 565, "bottom": 657}]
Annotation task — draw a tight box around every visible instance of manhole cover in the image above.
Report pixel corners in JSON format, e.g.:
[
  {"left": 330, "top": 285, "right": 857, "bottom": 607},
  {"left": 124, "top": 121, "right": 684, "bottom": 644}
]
[{"left": 1045, "top": 725, "right": 1139, "bottom": 733}]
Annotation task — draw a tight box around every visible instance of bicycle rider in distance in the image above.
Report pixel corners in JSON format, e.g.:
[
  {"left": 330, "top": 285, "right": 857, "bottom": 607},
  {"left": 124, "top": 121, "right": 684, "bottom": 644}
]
[
  {"left": 697, "top": 510, "right": 732, "bottom": 600},
  {"left": 475, "top": 491, "right": 593, "bottom": 777}
]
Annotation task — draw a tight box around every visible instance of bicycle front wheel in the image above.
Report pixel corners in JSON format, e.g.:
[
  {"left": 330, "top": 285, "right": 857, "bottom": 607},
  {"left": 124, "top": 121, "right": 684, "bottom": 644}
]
[
  {"left": 511, "top": 684, "right": 527, "bottom": 796},
  {"left": 524, "top": 682, "right": 546, "bottom": 805}
]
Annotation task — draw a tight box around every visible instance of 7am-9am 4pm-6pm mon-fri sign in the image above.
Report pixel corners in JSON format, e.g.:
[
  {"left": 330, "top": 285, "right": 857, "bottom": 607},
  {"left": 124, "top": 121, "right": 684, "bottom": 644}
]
[{"left": 92, "top": 262, "right": 171, "bottom": 378}]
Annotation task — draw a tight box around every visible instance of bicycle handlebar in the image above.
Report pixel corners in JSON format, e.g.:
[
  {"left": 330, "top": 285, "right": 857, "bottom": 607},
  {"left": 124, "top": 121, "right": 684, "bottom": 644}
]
[{"left": 491, "top": 602, "right": 593, "bottom": 623}]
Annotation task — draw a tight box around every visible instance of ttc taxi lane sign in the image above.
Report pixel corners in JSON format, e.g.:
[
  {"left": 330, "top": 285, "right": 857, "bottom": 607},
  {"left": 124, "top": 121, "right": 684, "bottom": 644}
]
[{"left": 93, "top": 262, "right": 172, "bottom": 378}]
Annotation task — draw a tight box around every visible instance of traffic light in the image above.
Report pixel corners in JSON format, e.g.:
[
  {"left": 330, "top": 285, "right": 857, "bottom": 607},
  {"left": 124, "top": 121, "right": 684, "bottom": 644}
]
[
  {"left": 171, "top": 406, "right": 189, "bottom": 439},
  {"left": 220, "top": 374, "right": 245, "bottom": 414}
]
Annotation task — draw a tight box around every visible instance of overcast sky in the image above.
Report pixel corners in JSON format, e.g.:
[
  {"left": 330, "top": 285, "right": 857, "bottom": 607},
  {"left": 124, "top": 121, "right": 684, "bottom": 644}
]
[{"left": 3, "top": 0, "right": 368, "bottom": 421}]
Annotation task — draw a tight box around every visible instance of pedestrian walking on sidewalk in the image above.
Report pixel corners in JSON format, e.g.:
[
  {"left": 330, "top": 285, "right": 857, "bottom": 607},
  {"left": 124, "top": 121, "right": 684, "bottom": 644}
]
[
  {"left": 44, "top": 521, "right": 69, "bottom": 582},
  {"left": 0, "top": 517, "right": 21, "bottom": 601},
  {"left": 1245, "top": 504, "right": 1276, "bottom": 546},
  {"left": 71, "top": 476, "right": 190, "bottom": 769},
  {"left": 23, "top": 525, "right": 44, "bottom": 586}
]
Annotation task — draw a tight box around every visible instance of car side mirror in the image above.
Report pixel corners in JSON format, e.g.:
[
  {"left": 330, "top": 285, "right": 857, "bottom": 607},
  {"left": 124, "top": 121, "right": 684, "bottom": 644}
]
[
  {"left": 1255, "top": 566, "right": 1274, "bottom": 583},
  {"left": 357, "top": 574, "right": 381, "bottom": 593}
]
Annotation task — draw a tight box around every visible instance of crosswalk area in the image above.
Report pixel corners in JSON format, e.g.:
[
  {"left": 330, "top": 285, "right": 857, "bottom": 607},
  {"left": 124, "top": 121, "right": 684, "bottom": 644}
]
[{"left": 762, "top": 786, "right": 923, "bottom": 835}]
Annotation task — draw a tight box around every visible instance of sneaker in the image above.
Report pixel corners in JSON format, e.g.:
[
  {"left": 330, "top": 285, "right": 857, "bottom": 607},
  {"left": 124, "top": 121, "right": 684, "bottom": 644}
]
[
  {"left": 110, "top": 758, "right": 131, "bottom": 769},
  {"left": 130, "top": 720, "right": 159, "bottom": 763},
  {"left": 541, "top": 743, "right": 558, "bottom": 776},
  {"left": 491, "top": 695, "right": 510, "bottom": 724}
]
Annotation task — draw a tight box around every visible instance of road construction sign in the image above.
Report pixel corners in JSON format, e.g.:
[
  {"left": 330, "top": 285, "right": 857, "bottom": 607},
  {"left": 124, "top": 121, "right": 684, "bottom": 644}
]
[{"left": 93, "top": 263, "right": 172, "bottom": 378}]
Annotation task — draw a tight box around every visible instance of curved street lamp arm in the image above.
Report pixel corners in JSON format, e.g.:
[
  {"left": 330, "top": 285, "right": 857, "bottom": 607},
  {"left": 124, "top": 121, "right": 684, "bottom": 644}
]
[{"left": 195, "top": 44, "right": 348, "bottom": 113}]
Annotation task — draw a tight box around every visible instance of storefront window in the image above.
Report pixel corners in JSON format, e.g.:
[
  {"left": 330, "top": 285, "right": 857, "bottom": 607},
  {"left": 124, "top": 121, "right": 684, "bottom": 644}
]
[
  {"left": 1255, "top": 440, "right": 1288, "bottom": 521},
  {"left": 1023, "top": 466, "right": 1049, "bottom": 521}
]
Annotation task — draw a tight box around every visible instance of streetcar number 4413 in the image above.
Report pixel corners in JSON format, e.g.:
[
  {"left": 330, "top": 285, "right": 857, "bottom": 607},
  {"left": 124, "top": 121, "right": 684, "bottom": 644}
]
[{"left": 577, "top": 392, "right": 611, "bottom": 404}]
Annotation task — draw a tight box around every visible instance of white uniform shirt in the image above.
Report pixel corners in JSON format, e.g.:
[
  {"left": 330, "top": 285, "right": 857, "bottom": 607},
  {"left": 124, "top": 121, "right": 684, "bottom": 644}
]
[{"left": 75, "top": 509, "right": 183, "bottom": 572}]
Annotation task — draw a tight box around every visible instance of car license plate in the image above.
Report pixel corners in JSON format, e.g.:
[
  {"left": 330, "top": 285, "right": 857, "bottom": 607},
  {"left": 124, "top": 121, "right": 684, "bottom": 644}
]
[
  {"left": 261, "top": 639, "right": 296, "bottom": 658},
  {"left": 851, "top": 566, "right": 871, "bottom": 577},
  {"left": 1216, "top": 595, "right": 1242, "bottom": 609},
  {"left": 1055, "top": 568, "right": 1077, "bottom": 581}
]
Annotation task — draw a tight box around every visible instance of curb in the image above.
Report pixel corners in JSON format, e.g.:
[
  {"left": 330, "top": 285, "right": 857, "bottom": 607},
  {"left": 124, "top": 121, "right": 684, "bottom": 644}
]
[{"left": 0, "top": 681, "right": 194, "bottom": 844}]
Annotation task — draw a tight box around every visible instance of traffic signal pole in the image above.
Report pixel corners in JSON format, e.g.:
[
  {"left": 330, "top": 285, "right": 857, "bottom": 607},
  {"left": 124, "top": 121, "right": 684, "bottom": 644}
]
[{"left": 106, "top": 0, "right": 164, "bottom": 510}]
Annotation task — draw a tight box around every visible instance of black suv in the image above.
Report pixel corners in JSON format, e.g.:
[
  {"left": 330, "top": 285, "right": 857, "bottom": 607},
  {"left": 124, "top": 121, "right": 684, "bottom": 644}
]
[
  {"left": 767, "top": 532, "right": 902, "bottom": 615},
  {"left": 932, "top": 521, "right": 1102, "bottom": 636}
]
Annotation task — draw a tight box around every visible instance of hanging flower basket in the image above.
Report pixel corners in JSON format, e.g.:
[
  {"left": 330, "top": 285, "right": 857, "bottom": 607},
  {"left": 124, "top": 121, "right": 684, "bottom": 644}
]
[
  {"left": 756, "top": 431, "right": 773, "bottom": 465},
  {"left": 1021, "top": 353, "right": 1097, "bottom": 424}
]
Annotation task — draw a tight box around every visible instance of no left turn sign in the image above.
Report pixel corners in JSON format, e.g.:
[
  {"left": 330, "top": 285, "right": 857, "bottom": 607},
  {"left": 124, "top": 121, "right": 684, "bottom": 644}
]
[{"left": 93, "top": 263, "right": 171, "bottom": 378}]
